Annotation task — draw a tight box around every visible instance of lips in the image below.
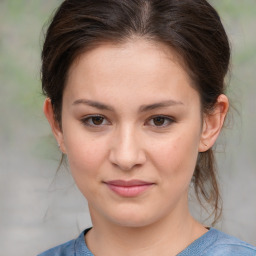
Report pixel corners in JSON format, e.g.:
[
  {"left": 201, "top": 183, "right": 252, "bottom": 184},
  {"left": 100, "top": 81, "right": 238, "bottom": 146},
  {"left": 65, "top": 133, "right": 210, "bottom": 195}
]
[{"left": 104, "top": 179, "right": 155, "bottom": 197}]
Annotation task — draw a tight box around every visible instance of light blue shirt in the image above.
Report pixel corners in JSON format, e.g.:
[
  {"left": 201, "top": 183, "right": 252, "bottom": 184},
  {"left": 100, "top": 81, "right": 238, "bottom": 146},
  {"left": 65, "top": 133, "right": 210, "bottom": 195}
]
[{"left": 38, "top": 227, "right": 256, "bottom": 256}]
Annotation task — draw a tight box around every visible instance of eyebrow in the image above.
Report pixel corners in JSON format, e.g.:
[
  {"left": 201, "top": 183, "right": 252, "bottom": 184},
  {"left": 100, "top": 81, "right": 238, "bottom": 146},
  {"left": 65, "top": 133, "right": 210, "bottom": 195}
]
[
  {"left": 72, "top": 99, "right": 184, "bottom": 112},
  {"left": 139, "top": 100, "right": 184, "bottom": 112},
  {"left": 72, "top": 99, "right": 115, "bottom": 111}
]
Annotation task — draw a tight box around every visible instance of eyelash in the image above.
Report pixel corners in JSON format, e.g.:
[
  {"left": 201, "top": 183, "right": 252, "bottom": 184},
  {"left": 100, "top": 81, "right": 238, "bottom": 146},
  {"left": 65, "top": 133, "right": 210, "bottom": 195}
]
[
  {"left": 146, "top": 115, "right": 175, "bottom": 127},
  {"left": 80, "top": 115, "right": 175, "bottom": 128},
  {"left": 81, "top": 115, "right": 110, "bottom": 127}
]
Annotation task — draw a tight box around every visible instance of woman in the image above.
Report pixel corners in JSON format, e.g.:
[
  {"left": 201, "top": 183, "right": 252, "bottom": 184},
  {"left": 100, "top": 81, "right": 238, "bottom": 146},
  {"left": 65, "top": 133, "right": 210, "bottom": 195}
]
[{"left": 39, "top": 0, "right": 256, "bottom": 255}]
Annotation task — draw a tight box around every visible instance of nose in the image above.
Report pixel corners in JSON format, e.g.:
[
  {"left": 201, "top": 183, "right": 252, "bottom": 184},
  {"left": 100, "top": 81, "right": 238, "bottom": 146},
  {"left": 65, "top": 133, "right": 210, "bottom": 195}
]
[{"left": 109, "top": 125, "right": 146, "bottom": 171}]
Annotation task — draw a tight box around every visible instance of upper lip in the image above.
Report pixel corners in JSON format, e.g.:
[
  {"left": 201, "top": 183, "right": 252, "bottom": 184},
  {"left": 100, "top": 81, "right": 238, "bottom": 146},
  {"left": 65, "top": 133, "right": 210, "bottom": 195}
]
[{"left": 104, "top": 180, "right": 155, "bottom": 187}]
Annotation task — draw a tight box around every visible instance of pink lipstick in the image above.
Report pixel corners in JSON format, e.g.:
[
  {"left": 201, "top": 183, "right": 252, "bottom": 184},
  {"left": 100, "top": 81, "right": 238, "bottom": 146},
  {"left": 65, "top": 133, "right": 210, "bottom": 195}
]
[{"left": 104, "top": 180, "right": 154, "bottom": 197}]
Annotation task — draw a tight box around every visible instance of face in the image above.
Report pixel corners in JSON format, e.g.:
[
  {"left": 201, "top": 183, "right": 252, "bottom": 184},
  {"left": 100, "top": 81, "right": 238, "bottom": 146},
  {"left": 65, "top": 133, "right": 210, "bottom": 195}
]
[{"left": 54, "top": 40, "right": 205, "bottom": 227}]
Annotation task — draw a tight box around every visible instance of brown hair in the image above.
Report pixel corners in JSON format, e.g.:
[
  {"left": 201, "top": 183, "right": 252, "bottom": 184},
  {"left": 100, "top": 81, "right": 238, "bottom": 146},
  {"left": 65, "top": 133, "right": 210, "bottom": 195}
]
[{"left": 41, "top": 0, "right": 230, "bottom": 224}]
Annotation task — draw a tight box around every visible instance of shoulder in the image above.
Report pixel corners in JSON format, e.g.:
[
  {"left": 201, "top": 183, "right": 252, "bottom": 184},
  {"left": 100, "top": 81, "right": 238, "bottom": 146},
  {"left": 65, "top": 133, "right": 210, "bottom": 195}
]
[
  {"left": 178, "top": 228, "right": 256, "bottom": 256},
  {"left": 37, "top": 228, "right": 92, "bottom": 256},
  {"left": 37, "top": 239, "right": 75, "bottom": 256},
  {"left": 202, "top": 228, "right": 256, "bottom": 256}
]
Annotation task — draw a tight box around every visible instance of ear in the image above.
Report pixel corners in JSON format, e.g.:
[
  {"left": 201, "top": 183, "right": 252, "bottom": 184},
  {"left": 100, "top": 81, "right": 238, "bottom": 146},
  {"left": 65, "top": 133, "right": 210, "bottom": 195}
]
[
  {"left": 199, "top": 94, "right": 229, "bottom": 152},
  {"left": 43, "top": 98, "right": 66, "bottom": 153}
]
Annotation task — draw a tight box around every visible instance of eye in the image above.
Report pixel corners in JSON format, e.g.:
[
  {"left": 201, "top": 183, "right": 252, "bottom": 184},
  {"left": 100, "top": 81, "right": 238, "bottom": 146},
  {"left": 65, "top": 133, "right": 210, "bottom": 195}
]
[
  {"left": 146, "top": 115, "right": 175, "bottom": 127},
  {"left": 81, "top": 115, "right": 110, "bottom": 127}
]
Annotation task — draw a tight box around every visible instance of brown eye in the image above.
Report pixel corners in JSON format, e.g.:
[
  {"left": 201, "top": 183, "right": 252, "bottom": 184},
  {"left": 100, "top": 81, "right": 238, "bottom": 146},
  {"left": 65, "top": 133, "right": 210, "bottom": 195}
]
[
  {"left": 146, "top": 115, "right": 175, "bottom": 128},
  {"left": 153, "top": 116, "right": 165, "bottom": 126},
  {"left": 81, "top": 115, "right": 110, "bottom": 127},
  {"left": 91, "top": 116, "right": 104, "bottom": 125}
]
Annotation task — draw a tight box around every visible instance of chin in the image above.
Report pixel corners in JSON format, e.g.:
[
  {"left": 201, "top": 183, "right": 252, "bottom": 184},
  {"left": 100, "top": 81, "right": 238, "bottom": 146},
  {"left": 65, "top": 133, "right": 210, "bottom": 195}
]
[
  {"left": 111, "top": 217, "right": 154, "bottom": 228},
  {"left": 105, "top": 207, "right": 162, "bottom": 228}
]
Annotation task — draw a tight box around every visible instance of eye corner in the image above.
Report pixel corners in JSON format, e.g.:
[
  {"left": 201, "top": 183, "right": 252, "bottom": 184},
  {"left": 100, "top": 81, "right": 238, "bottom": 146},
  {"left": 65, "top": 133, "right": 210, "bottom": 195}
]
[
  {"left": 145, "top": 115, "right": 176, "bottom": 128},
  {"left": 80, "top": 114, "right": 111, "bottom": 127}
]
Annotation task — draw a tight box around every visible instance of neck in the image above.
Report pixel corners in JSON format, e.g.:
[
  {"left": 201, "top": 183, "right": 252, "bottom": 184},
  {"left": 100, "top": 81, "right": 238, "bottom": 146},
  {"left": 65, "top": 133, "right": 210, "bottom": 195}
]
[{"left": 85, "top": 203, "right": 207, "bottom": 256}]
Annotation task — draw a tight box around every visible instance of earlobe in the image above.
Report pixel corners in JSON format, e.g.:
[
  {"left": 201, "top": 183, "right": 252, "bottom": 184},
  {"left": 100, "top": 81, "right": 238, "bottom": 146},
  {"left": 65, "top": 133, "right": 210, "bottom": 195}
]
[
  {"left": 199, "top": 94, "right": 229, "bottom": 152},
  {"left": 43, "top": 98, "right": 66, "bottom": 153}
]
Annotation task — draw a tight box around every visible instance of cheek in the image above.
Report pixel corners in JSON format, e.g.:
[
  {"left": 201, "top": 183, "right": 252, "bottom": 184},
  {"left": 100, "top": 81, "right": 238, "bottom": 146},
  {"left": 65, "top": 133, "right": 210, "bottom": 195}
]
[
  {"left": 63, "top": 129, "right": 108, "bottom": 183},
  {"left": 64, "top": 136, "right": 109, "bottom": 202},
  {"left": 149, "top": 133, "right": 200, "bottom": 180}
]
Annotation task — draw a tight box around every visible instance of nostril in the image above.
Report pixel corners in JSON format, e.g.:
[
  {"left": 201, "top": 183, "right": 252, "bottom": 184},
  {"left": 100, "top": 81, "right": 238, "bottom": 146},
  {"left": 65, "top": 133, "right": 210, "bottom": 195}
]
[{"left": 109, "top": 147, "right": 146, "bottom": 171}]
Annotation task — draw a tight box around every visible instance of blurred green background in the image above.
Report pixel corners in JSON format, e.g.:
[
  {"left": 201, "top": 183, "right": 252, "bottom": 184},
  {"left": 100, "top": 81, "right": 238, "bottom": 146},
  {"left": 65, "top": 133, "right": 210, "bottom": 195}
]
[{"left": 0, "top": 1, "right": 255, "bottom": 255}]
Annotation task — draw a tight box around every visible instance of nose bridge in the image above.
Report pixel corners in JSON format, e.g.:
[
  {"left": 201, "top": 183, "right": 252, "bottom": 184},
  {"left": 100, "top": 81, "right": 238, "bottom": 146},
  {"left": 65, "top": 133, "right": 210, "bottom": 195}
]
[{"left": 109, "top": 122, "right": 145, "bottom": 170}]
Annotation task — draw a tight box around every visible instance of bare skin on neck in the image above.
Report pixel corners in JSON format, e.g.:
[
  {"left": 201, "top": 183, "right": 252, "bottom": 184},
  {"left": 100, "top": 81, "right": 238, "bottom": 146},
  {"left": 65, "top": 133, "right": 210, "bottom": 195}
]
[
  {"left": 85, "top": 194, "right": 208, "bottom": 256},
  {"left": 45, "top": 39, "right": 227, "bottom": 256}
]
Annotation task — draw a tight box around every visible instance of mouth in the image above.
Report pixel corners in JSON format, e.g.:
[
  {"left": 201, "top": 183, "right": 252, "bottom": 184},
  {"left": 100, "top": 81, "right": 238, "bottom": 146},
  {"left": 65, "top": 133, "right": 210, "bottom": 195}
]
[{"left": 103, "top": 179, "right": 155, "bottom": 197}]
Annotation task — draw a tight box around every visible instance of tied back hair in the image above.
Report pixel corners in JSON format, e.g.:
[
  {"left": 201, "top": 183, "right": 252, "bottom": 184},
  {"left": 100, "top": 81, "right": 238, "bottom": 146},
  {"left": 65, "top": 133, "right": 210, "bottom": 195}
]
[{"left": 41, "top": 0, "right": 231, "bottom": 225}]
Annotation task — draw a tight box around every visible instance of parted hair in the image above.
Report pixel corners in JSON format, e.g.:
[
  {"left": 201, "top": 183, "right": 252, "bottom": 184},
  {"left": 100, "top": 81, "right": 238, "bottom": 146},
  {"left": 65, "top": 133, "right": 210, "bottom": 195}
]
[{"left": 41, "top": 0, "right": 230, "bottom": 224}]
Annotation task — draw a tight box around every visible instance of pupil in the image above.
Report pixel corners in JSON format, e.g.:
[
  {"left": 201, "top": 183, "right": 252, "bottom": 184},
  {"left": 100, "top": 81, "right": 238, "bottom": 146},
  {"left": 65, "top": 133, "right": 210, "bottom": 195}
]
[
  {"left": 153, "top": 117, "right": 165, "bottom": 126},
  {"left": 92, "top": 116, "right": 103, "bottom": 125}
]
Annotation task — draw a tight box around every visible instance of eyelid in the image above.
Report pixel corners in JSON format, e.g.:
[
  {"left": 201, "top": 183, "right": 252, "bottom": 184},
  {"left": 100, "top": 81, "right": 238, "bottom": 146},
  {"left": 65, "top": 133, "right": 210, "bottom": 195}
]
[
  {"left": 80, "top": 114, "right": 111, "bottom": 127},
  {"left": 80, "top": 114, "right": 175, "bottom": 128},
  {"left": 145, "top": 115, "right": 175, "bottom": 127}
]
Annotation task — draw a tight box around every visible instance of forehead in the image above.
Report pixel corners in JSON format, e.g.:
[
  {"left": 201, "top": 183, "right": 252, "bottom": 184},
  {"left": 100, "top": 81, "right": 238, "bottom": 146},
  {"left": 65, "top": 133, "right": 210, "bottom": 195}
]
[
  {"left": 64, "top": 39, "right": 199, "bottom": 108},
  {"left": 68, "top": 39, "right": 186, "bottom": 80}
]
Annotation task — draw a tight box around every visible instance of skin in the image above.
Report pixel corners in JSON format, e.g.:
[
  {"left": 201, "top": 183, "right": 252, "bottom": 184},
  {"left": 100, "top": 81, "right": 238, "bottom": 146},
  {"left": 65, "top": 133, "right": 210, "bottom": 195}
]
[{"left": 44, "top": 39, "right": 229, "bottom": 256}]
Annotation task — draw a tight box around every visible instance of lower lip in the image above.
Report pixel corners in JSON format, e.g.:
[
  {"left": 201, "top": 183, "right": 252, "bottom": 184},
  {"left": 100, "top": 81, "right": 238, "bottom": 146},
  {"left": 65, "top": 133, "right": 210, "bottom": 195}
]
[{"left": 106, "top": 184, "right": 153, "bottom": 197}]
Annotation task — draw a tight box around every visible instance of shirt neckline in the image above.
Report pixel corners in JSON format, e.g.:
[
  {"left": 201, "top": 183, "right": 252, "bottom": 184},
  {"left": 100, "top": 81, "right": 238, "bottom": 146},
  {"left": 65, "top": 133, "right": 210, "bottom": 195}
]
[{"left": 77, "top": 227, "right": 217, "bottom": 255}]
